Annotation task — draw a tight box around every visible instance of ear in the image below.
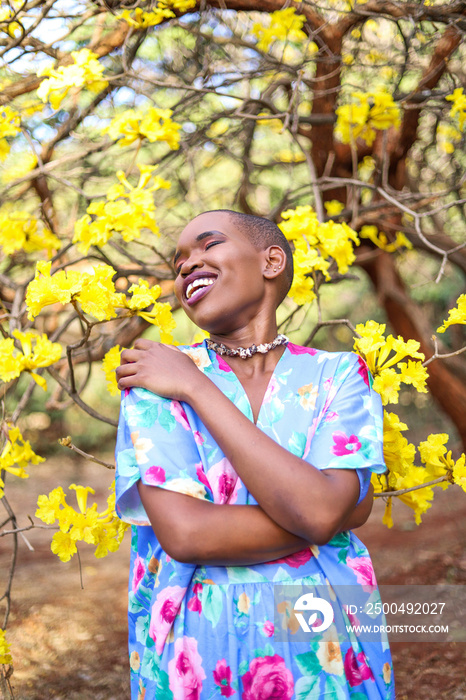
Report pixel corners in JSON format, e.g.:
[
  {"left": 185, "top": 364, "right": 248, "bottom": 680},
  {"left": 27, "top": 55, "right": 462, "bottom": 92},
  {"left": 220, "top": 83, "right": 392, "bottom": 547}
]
[{"left": 263, "top": 245, "right": 287, "bottom": 280}]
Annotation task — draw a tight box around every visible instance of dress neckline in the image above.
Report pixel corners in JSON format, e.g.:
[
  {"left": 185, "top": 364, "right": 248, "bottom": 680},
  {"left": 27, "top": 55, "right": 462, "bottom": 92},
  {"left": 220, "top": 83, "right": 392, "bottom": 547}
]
[{"left": 207, "top": 341, "right": 290, "bottom": 426}]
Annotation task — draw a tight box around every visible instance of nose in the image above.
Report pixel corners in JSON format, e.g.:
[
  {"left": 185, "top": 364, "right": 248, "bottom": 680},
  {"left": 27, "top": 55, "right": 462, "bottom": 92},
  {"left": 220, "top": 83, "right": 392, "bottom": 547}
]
[{"left": 179, "top": 251, "right": 204, "bottom": 276}]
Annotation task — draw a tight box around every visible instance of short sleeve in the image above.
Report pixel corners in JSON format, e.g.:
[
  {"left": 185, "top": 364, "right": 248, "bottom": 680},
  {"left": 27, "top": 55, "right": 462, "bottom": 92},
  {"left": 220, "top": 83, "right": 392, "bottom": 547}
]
[
  {"left": 115, "top": 387, "right": 213, "bottom": 525},
  {"left": 305, "top": 353, "right": 386, "bottom": 488}
]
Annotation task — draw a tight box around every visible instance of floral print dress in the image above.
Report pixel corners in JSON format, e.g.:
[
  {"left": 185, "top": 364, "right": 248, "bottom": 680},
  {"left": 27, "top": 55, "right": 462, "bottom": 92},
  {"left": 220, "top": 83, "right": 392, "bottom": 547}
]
[{"left": 115, "top": 342, "right": 395, "bottom": 700}]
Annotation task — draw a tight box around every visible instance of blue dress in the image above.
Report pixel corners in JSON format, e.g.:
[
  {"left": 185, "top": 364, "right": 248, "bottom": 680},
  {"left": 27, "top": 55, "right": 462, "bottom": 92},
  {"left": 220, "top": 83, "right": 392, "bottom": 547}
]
[{"left": 115, "top": 341, "right": 395, "bottom": 700}]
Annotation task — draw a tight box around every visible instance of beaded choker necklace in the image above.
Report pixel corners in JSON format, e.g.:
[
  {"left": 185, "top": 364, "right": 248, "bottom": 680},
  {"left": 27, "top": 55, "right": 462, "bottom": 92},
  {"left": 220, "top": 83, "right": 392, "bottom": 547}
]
[{"left": 206, "top": 334, "right": 289, "bottom": 359}]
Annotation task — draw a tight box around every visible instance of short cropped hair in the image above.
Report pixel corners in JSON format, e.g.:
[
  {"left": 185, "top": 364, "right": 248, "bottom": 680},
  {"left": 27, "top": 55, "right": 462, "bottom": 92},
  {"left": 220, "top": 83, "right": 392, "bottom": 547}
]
[{"left": 199, "top": 210, "right": 294, "bottom": 303}]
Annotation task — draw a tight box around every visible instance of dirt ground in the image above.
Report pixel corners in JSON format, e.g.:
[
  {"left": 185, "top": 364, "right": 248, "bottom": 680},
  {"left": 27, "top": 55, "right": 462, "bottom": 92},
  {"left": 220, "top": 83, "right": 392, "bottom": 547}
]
[{"left": 1, "top": 455, "right": 466, "bottom": 700}]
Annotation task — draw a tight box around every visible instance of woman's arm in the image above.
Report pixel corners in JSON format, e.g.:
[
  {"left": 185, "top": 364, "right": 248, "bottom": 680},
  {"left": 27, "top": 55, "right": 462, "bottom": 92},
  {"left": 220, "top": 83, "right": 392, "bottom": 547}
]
[
  {"left": 137, "top": 481, "right": 374, "bottom": 566},
  {"left": 117, "top": 342, "right": 373, "bottom": 545}
]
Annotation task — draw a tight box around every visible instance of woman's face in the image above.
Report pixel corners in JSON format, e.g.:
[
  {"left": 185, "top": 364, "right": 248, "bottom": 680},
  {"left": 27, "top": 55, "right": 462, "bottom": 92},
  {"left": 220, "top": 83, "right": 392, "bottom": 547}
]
[{"left": 173, "top": 212, "right": 269, "bottom": 336}]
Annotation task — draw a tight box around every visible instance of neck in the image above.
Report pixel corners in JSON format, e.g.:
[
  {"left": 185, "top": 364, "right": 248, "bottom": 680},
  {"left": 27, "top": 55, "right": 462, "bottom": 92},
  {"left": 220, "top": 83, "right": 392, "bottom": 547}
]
[{"left": 207, "top": 321, "right": 285, "bottom": 376}]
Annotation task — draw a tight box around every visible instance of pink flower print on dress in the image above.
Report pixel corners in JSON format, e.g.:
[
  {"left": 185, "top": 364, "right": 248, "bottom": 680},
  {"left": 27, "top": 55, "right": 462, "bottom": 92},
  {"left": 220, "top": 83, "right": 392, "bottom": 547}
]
[
  {"left": 217, "top": 355, "right": 232, "bottom": 372},
  {"left": 196, "top": 463, "right": 211, "bottom": 492},
  {"left": 346, "top": 556, "right": 377, "bottom": 592},
  {"left": 263, "top": 621, "right": 274, "bottom": 638},
  {"left": 149, "top": 585, "right": 186, "bottom": 655},
  {"left": 213, "top": 659, "right": 236, "bottom": 697},
  {"left": 324, "top": 411, "right": 339, "bottom": 423},
  {"left": 168, "top": 636, "right": 206, "bottom": 700},
  {"left": 331, "top": 431, "right": 361, "bottom": 456},
  {"left": 206, "top": 458, "right": 239, "bottom": 504},
  {"left": 131, "top": 554, "right": 146, "bottom": 593},
  {"left": 170, "top": 401, "right": 190, "bottom": 430},
  {"left": 241, "top": 654, "right": 294, "bottom": 700},
  {"left": 266, "top": 548, "right": 313, "bottom": 569},
  {"left": 344, "top": 648, "right": 374, "bottom": 687},
  {"left": 144, "top": 466, "right": 166, "bottom": 486},
  {"left": 287, "top": 343, "right": 317, "bottom": 356},
  {"left": 263, "top": 375, "right": 280, "bottom": 404},
  {"left": 323, "top": 377, "right": 333, "bottom": 392},
  {"left": 187, "top": 583, "right": 203, "bottom": 615},
  {"left": 357, "top": 355, "right": 370, "bottom": 387},
  {"left": 193, "top": 431, "right": 205, "bottom": 445}
]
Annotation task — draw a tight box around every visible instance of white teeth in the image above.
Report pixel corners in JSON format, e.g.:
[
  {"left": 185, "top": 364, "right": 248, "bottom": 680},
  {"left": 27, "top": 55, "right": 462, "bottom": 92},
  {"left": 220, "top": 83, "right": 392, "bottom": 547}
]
[{"left": 186, "top": 277, "right": 215, "bottom": 300}]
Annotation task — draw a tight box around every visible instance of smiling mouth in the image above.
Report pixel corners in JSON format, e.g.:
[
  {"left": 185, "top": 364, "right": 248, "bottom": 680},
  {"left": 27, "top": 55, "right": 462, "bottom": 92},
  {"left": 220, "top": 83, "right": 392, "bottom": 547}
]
[{"left": 185, "top": 277, "right": 216, "bottom": 302}]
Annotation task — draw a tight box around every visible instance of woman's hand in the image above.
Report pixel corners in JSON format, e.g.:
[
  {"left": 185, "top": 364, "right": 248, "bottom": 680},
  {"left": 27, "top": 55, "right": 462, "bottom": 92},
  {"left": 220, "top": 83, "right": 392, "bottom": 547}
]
[{"left": 115, "top": 339, "right": 204, "bottom": 402}]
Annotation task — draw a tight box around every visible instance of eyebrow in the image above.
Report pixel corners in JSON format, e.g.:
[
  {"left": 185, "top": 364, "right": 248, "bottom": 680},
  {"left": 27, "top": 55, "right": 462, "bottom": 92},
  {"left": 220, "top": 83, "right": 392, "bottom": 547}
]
[{"left": 173, "top": 230, "right": 226, "bottom": 265}]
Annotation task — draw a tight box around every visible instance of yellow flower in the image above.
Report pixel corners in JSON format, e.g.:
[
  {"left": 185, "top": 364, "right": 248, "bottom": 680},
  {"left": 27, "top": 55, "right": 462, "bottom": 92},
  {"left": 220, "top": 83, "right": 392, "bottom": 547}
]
[
  {"left": 0, "top": 207, "right": 61, "bottom": 257},
  {"left": 69, "top": 484, "right": 96, "bottom": 513},
  {"left": 51, "top": 530, "right": 78, "bottom": 562},
  {"left": 324, "top": 200, "right": 345, "bottom": 216},
  {"left": 359, "top": 225, "right": 412, "bottom": 253},
  {"left": 452, "top": 454, "right": 466, "bottom": 493},
  {"left": 117, "top": 7, "right": 175, "bottom": 28},
  {"left": 251, "top": 8, "right": 307, "bottom": 52},
  {"left": 383, "top": 662, "right": 392, "bottom": 685},
  {"left": 0, "top": 628, "right": 13, "bottom": 665},
  {"left": 382, "top": 497, "right": 393, "bottom": 528},
  {"left": 35, "top": 487, "right": 66, "bottom": 523},
  {"left": 372, "top": 368, "right": 401, "bottom": 405},
  {"left": 107, "top": 107, "right": 181, "bottom": 150},
  {"left": 0, "top": 106, "right": 20, "bottom": 161},
  {"left": 446, "top": 88, "right": 466, "bottom": 131},
  {"left": 0, "top": 424, "right": 44, "bottom": 498},
  {"left": 25, "top": 260, "right": 84, "bottom": 320},
  {"left": 37, "top": 49, "right": 108, "bottom": 110},
  {"left": 437, "top": 294, "right": 466, "bottom": 333},
  {"left": 102, "top": 345, "right": 122, "bottom": 396},
  {"left": 73, "top": 166, "right": 170, "bottom": 254},
  {"left": 335, "top": 90, "right": 401, "bottom": 146},
  {"left": 397, "top": 360, "right": 428, "bottom": 393}
]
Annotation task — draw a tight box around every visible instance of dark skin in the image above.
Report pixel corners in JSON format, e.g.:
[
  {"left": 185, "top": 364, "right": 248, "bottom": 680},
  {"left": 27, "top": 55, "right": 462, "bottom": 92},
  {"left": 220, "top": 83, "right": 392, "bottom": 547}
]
[{"left": 116, "top": 212, "right": 374, "bottom": 565}]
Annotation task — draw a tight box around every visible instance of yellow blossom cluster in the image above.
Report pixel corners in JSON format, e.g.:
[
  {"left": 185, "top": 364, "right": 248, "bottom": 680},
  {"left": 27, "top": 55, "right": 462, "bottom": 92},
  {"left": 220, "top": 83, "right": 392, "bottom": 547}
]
[
  {"left": 374, "top": 422, "right": 466, "bottom": 527},
  {"left": 35, "top": 483, "right": 129, "bottom": 562},
  {"left": 0, "top": 106, "right": 21, "bottom": 161},
  {"left": 279, "top": 205, "right": 359, "bottom": 305},
  {"left": 353, "top": 320, "right": 428, "bottom": 405},
  {"left": 118, "top": 0, "right": 196, "bottom": 26},
  {"left": 436, "top": 123, "right": 462, "bottom": 154},
  {"left": 37, "top": 49, "right": 108, "bottom": 110},
  {"left": 0, "top": 423, "right": 44, "bottom": 499},
  {"left": 25, "top": 262, "right": 176, "bottom": 340},
  {"left": 335, "top": 90, "right": 401, "bottom": 146},
  {"left": 73, "top": 165, "right": 170, "bottom": 254},
  {"left": 107, "top": 107, "right": 181, "bottom": 150},
  {"left": 446, "top": 87, "right": 466, "bottom": 131},
  {"left": 0, "top": 331, "right": 62, "bottom": 390},
  {"left": 102, "top": 346, "right": 122, "bottom": 396},
  {"left": 0, "top": 206, "right": 61, "bottom": 257},
  {"left": 251, "top": 8, "right": 307, "bottom": 53},
  {"left": 0, "top": 628, "right": 12, "bottom": 665},
  {"left": 359, "top": 225, "right": 412, "bottom": 253},
  {"left": 437, "top": 293, "right": 466, "bottom": 333}
]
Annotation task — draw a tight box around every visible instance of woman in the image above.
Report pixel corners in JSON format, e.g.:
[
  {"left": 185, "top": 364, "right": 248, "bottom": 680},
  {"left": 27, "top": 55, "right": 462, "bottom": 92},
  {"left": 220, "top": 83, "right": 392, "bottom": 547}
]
[{"left": 115, "top": 210, "right": 395, "bottom": 699}]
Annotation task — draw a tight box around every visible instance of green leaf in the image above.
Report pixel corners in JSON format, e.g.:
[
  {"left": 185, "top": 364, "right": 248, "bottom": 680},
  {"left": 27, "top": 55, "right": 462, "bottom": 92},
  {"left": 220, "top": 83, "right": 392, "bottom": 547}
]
[
  {"left": 227, "top": 567, "right": 269, "bottom": 584},
  {"left": 288, "top": 431, "right": 307, "bottom": 457},
  {"left": 325, "top": 675, "right": 347, "bottom": 699},
  {"left": 295, "top": 651, "right": 322, "bottom": 677},
  {"left": 159, "top": 408, "right": 176, "bottom": 432},
  {"left": 295, "top": 675, "right": 320, "bottom": 700},
  {"left": 238, "top": 659, "right": 249, "bottom": 676},
  {"left": 126, "top": 400, "right": 160, "bottom": 428},
  {"left": 155, "top": 669, "right": 174, "bottom": 700},
  {"left": 202, "top": 584, "right": 224, "bottom": 628}
]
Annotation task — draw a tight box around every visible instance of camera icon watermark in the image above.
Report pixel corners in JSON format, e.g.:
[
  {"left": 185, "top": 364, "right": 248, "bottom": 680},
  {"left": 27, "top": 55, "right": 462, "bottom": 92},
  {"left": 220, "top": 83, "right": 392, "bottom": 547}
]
[{"left": 293, "top": 592, "right": 334, "bottom": 633}]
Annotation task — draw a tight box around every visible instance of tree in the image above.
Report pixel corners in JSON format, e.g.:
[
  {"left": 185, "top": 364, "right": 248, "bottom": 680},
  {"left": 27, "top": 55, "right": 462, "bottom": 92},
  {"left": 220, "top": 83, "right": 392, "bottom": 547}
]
[{"left": 0, "top": 0, "right": 465, "bottom": 693}]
